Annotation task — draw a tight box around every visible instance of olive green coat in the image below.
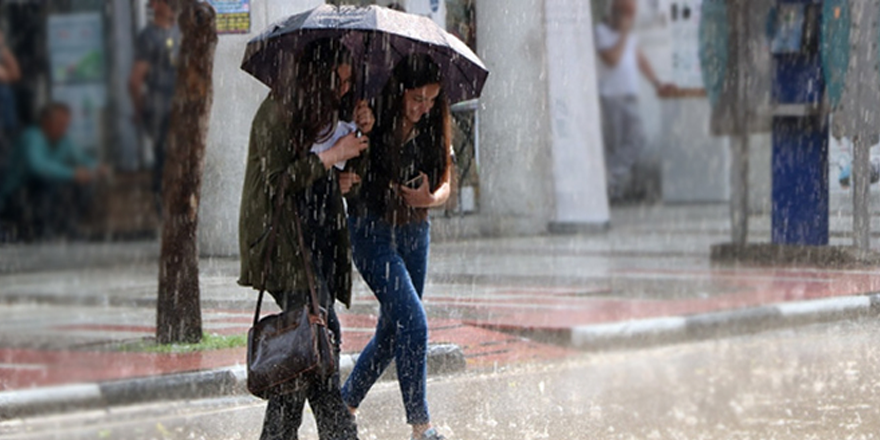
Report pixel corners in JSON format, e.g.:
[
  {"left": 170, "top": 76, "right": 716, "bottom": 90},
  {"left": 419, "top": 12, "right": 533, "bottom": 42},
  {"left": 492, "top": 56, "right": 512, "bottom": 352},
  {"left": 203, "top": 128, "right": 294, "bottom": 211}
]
[{"left": 238, "top": 96, "right": 352, "bottom": 308}]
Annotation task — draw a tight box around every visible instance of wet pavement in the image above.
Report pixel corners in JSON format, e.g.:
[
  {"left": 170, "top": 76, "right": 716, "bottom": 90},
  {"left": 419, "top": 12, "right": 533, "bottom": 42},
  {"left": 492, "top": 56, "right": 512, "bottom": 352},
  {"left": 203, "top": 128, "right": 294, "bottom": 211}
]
[
  {"left": 2, "top": 205, "right": 880, "bottom": 394},
  {"left": 3, "top": 318, "right": 880, "bottom": 439}
]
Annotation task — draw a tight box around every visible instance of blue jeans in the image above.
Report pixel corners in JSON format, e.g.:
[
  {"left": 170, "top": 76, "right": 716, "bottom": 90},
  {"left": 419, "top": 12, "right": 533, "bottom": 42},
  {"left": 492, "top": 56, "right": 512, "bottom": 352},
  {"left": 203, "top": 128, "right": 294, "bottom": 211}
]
[{"left": 341, "top": 215, "right": 431, "bottom": 425}]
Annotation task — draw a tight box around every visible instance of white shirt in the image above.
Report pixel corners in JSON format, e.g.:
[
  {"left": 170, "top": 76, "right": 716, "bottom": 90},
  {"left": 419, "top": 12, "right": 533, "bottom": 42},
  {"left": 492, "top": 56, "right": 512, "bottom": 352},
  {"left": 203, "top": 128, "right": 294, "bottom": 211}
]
[
  {"left": 310, "top": 120, "right": 358, "bottom": 170},
  {"left": 595, "top": 22, "right": 640, "bottom": 97}
]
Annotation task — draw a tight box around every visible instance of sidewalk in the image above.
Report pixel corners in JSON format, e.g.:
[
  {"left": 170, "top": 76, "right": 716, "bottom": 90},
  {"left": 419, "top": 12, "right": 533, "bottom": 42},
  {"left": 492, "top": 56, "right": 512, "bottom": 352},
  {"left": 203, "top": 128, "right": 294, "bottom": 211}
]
[{"left": 2, "top": 204, "right": 880, "bottom": 417}]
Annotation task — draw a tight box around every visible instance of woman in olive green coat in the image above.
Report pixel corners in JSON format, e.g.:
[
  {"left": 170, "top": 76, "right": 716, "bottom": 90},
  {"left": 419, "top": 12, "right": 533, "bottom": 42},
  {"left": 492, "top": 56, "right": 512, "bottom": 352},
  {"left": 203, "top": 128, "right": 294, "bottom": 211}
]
[{"left": 238, "top": 38, "right": 373, "bottom": 440}]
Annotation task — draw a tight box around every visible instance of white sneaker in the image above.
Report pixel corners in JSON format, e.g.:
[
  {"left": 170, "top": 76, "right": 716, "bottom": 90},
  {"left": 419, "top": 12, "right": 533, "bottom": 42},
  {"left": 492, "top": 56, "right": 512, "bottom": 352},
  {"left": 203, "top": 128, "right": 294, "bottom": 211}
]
[{"left": 412, "top": 428, "right": 446, "bottom": 440}]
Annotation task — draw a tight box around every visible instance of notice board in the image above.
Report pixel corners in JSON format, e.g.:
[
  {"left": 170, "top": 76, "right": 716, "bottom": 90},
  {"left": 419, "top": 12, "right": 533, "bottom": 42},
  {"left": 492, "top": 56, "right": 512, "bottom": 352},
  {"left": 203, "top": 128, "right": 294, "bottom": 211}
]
[{"left": 207, "top": 0, "right": 250, "bottom": 34}]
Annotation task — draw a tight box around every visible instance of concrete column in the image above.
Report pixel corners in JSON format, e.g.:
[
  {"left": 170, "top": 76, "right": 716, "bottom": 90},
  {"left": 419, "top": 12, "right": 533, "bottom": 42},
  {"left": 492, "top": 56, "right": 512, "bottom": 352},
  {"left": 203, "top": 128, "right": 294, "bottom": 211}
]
[
  {"left": 728, "top": 1, "right": 755, "bottom": 246},
  {"left": 405, "top": 0, "right": 446, "bottom": 27},
  {"left": 475, "top": 0, "right": 556, "bottom": 235},
  {"left": 853, "top": 138, "right": 871, "bottom": 250},
  {"left": 199, "top": 0, "right": 323, "bottom": 256},
  {"left": 109, "top": 0, "right": 139, "bottom": 171},
  {"left": 544, "top": 0, "right": 609, "bottom": 231}
]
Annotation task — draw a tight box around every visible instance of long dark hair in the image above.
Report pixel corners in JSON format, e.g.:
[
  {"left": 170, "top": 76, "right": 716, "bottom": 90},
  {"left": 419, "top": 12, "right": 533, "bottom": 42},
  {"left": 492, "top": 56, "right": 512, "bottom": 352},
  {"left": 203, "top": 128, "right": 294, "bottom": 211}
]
[
  {"left": 373, "top": 54, "right": 452, "bottom": 190},
  {"left": 272, "top": 38, "right": 353, "bottom": 155}
]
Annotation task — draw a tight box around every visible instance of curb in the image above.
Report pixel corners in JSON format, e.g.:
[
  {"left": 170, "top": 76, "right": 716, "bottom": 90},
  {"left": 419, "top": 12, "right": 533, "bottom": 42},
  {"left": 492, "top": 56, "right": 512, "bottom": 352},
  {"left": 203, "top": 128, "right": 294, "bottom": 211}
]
[
  {"left": 710, "top": 243, "right": 880, "bottom": 267},
  {"left": 571, "top": 294, "right": 880, "bottom": 350},
  {"left": 0, "top": 344, "right": 466, "bottom": 421}
]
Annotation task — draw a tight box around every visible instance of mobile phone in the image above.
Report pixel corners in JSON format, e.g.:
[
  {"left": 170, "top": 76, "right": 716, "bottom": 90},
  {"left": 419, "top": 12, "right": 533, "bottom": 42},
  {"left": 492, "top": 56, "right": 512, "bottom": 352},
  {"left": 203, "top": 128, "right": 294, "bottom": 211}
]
[{"left": 403, "top": 175, "right": 424, "bottom": 189}]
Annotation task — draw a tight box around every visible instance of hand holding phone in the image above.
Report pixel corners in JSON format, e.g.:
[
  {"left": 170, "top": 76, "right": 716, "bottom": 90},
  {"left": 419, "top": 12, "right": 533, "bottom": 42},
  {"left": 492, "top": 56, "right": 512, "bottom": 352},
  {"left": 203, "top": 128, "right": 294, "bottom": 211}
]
[
  {"left": 403, "top": 175, "right": 424, "bottom": 189},
  {"left": 398, "top": 172, "right": 438, "bottom": 208}
]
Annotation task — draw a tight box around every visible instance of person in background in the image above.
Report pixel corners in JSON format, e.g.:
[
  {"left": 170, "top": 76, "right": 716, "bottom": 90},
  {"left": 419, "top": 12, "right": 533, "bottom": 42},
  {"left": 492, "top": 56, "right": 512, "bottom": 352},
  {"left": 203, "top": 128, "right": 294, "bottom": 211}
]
[
  {"left": 0, "top": 30, "right": 21, "bottom": 140},
  {"left": 595, "top": 0, "right": 675, "bottom": 203},
  {"left": 128, "top": 0, "right": 180, "bottom": 213},
  {"left": 0, "top": 103, "right": 107, "bottom": 239},
  {"left": 0, "top": 29, "right": 21, "bottom": 179}
]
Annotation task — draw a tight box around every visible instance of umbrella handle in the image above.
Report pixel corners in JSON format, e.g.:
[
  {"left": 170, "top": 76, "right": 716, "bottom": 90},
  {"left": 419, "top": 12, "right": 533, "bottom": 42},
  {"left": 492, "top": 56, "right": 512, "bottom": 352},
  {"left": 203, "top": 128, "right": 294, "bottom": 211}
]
[{"left": 360, "top": 32, "right": 372, "bottom": 101}]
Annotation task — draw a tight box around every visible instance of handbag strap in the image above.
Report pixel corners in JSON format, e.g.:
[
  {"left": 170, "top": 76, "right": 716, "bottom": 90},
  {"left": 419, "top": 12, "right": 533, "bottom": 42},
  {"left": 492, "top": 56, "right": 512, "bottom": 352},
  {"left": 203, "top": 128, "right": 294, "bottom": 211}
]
[
  {"left": 251, "top": 168, "right": 325, "bottom": 327},
  {"left": 252, "top": 175, "right": 289, "bottom": 327},
  {"left": 290, "top": 191, "right": 324, "bottom": 320}
]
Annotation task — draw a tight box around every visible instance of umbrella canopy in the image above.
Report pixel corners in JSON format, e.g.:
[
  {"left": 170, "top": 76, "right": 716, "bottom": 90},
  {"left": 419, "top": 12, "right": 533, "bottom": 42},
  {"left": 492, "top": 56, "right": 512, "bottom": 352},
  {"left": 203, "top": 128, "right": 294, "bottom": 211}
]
[{"left": 241, "top": 4, "right": 488, "bottom": 104}]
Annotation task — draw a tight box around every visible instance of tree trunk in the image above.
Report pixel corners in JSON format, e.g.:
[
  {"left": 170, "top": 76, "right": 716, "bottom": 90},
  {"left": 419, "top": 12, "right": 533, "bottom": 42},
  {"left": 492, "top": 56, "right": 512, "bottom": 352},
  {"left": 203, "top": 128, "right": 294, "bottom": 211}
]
[{"left": 156, "top": 1, "right": 218, "bottom": 345}]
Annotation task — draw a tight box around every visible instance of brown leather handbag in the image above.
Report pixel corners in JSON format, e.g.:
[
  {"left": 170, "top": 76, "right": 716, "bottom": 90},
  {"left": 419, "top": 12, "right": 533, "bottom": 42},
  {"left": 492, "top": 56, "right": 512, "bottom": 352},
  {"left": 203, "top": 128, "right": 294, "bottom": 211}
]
[{"left": 246, "top": 178, "right": 337, "bottom": 399}]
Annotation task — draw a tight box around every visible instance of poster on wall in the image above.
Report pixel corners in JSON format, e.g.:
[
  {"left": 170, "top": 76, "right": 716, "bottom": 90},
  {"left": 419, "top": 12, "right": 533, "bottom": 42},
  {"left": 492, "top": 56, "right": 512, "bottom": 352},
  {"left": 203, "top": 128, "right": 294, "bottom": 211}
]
[
  {"left": 668, "top": 0, "right": 704, "bottom": 89},
  {"left": 47, "top": 13, "right": 105, "bottom": 84},
  {"left": 48, "top": 13, "right": 107, "bottom": 154},
  {"left": 207, "top": 0, "right": 251, "bottom": 34},
  {"left": 445, "top": 0, "right": 476, "bottom": 50}
]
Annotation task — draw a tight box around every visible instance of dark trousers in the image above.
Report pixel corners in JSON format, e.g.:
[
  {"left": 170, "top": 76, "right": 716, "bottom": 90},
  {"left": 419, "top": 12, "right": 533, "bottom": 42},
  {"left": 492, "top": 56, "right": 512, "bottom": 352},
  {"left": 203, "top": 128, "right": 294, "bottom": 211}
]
[
  {"left": 150, "top": 113, "right": 169, "bottom": 215},
  {"left": 260, "top": 290, "right": 358, "bottom": 440},
  {"left": 600, "top": 95, "right": 646, "bottom": 201}
]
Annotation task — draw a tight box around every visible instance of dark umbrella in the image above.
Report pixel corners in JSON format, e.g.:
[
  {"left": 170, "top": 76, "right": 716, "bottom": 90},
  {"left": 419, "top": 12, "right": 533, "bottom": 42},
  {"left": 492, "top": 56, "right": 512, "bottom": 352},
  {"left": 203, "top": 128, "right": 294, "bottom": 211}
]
[{"left": 240, "top": 4, "right": 489, "bottom": 104}]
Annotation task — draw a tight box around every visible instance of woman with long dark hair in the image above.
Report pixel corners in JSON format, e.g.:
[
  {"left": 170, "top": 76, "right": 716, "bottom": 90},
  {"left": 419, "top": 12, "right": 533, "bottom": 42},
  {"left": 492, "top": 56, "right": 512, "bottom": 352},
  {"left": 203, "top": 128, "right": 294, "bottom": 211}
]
[
  {"left": 238, "top": 38, "right": 372, "bottom": 440},
  {"left": 342, "top": 54, "right": 452, "bottom": 440}
]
